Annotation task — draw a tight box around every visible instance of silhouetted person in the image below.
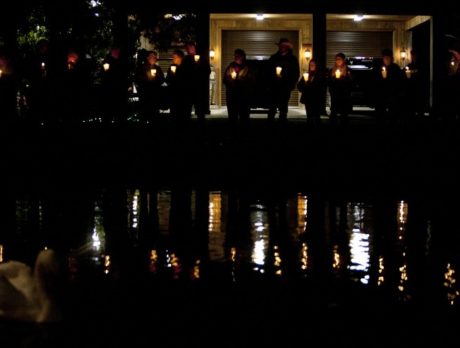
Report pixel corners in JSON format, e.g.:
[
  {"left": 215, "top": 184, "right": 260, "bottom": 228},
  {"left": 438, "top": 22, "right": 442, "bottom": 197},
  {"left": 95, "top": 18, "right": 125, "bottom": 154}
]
[
  {"left": 267, "top": 38, "right": 300, "bottom": 122},
  {"left": 445, "top": 42, "right": 460, "bottom": 121},
  {"left": 183, "top": 41, "right": 211, "bottom": 121},
  {"left": 100, "top": 47, "right": 129, "bottom": 124},
  {"left": 373, "top": 49, "right": 405, "bottom": 124},
  {"left": 404, "top": 50, "right": 427, "bottom": 119},
  {"left": 328, "top": 52, "right": 352, "bottom": 124},
  {"left": 297, "top": 59, "right": 327, "bottom": 125},
  {"left": 166, "top": 49, "right": 191, "bottom": 124},
  {"left": 0, "top": 52, "right": 18, "bottom": 125},
  {"left": 23, "top": 39, "right": 52, "bottom": 126},
  {"left": 56, "top": 49, "right": 91, "bottom": 124},
  {"left": 135, "top": 51, "right": 165, "bottom": 124},
  {"left": 223, "top": 49, "right": 254, "bottom": 126}
]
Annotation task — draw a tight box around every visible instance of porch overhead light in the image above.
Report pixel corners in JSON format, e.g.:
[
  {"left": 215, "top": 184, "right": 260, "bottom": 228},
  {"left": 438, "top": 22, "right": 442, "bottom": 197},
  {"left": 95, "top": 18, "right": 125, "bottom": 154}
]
[
  {"left": 353, "top": 14, "right": 364, "bottom": 22},
  {"left": 256, "top": 13, "right": 265, "bottom": 21}
]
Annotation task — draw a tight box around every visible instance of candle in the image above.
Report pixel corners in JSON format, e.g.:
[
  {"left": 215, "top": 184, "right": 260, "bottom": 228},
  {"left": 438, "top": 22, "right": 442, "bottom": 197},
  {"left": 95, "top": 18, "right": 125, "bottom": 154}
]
[
  {"left": 0, "top": 244, "right": 3, "bottom": 263},
  {"left": 68, "top": 63, "right": 73, "bottom": 70},
  {"left": 194, "top": 55, "right": 200, "bottom": 62},
  {"left": 303, "top": 72, "right": 309, "bottom": 81},
  {"left": 335, "top": 69, "right": 341, "bottom": 79},
  {"left": 405, "top": 67, "right": 411, "bottom": 79},
  {"left": 382, "top": 67, "right": 387, "bottom": 79},
  {"left": 170, "top": 65, "right": 177, "bottom": 74},
  {"left": 103, "top": 63, "right": 110, "bottom": 71},
  {"left": 150, "top": 68, "right": 157, "bottom": 77},
  {"left": 231, "top": 70, "right": 237, "bottom": 79},
  {"left": 276, "top": 66, "right": 282, "bottom": 77},
  {"left": 0, "top": 69, "right": 2, "bottom": 78}
]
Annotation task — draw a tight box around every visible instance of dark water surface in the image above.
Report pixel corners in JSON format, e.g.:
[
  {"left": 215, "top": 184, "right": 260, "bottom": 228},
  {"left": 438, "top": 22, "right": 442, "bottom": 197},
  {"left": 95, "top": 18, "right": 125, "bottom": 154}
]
[
  {"left": 2, "top": 186, "right": 460, "bottom": 347},
  {"left": 2, "top": 119, "right": 460, "bottom": 346}
]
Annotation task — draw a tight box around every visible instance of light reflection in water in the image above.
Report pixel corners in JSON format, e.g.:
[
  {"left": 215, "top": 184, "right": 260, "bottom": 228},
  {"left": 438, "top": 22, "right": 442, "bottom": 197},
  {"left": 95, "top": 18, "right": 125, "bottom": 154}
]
[
  {"left": 300, "top": 243, "right": 309, "bottom": 271},
  {"left": 149, "top": 249, "right": 158, "bottom": 274},
  {"left": 444, "top": 263, "right": 459, "bottom": 306},
  {"left": 297, "top": 194, "right": 308, "bottom": 235},
  {"left": 332, "top": 245, "right": 341, "bottom": 270},
  {"left": 273, "top": 245, "right": 282, "bottom": 276},
  {"left": 92, "top": 200, "right": 105, "bottom": 253},
  {"left": 398, "top": 256, "right": 408, "bottom": 293},
  {"left": 157, "top": 191, "right": 171, "bottom": 236},
  {"left": 378, "top": 256, "right": 385, "bottom": 286},
  {"left": 104, "top": 255, "right": 111, "bottom": 274},
  {"left": 397, "top": 201, "right": 408, "bottom": 242},
  {"left": 208, "top": 192, "right": 225, "bottom": 262},
  {"left": 192, "top": 259, "right": 201, "bottom": 280},
  {"left": 396, "top": 201, "right": 409, "bottom": 300},
  {"left": 348, "top": 204, "right": 370, "bottom": 285},
  {"left": 127, "top": 189, "right": 140, "bottom": 242},
  {"left": 166, "top": 250, "right": 181, "bottom": 279},
  {"left": 230, "top": 247, "right": 237, "bottom": 282},
  {"left": 251, "top": 207, "right": 269, "bottom": 273}
]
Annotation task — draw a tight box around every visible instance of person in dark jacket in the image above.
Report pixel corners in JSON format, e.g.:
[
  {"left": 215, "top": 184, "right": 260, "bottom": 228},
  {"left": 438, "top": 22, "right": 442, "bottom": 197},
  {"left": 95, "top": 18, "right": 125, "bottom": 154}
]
[
  {"left": 328, "top": 52, "right": 353, "bottom": 124},
  {"left": 267, "top": 38, "right": 300, "bottom": 122},
  {"left": 166, "top": 49, "right": 191, "bottom": 123},
  {"left": 100, "top": 47, "right": 129, "bottom": 124},
  {"left": 373, "top": 48, "right": 405, "bottom": 124},
  {"left": 223, "top": 49, "right": 254, "bottom": 125},
  {"left": 135, "top": 51, "right": 165, "bottom": 124},
  {"left": 297, "top": 59, "right": 327, "bottom": 125},
  {"left": 56, "top": 49, "right": 91, "bottom": 124},
  {"left": 182, "top": 41, "right": 211, "bottom": 121}
]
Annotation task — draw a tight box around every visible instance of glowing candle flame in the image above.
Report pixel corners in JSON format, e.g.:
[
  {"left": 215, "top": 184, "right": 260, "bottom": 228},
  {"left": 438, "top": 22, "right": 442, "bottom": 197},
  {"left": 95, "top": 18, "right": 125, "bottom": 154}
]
[{"left": 335, "top": 69, "right": 341, "bottom": 79}]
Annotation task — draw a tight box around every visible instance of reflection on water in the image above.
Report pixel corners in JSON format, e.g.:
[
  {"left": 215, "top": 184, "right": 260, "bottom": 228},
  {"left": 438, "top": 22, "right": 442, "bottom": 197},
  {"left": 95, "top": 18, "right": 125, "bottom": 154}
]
[
  {"left": 445, "top": 263, "right": 459, "bottom": 306},
  {"left": 347, "top": 203, "right": 371, "bottom": 285},
  {"left": 91, "top": 199, "right": 105, "bottom": 253},
  {"left": 378, "top": 256, "right": 385, "bottom": 286},
  {"left": 297, "top": 194, "right": 308, "bottom": 235},
  {"left": 3, "top": 188, "right": 459, "bottom": 307},
  {"left": 250, "top": 206, "right": 269, "bottom": 273},
  {"left": 300, "top": 242, "right": 309, "bottom": 271},
  {"left": 396, "top": 201, "right": 410, "bottom": 301},
  {"left": 208, "top": 192, "right": 224, "bottom": 262}
]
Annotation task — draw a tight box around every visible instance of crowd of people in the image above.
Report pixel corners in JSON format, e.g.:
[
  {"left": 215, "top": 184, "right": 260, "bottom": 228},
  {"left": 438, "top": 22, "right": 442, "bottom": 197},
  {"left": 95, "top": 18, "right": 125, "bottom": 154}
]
[
  {"left": 225, "top": 40, "right": 436, "bottom": 125},
  {"left": 0, "top": 39, "right": 212, "bottom": 126},
  {"left": 0, "top": 36, "right": 459, "bottom": 126}
]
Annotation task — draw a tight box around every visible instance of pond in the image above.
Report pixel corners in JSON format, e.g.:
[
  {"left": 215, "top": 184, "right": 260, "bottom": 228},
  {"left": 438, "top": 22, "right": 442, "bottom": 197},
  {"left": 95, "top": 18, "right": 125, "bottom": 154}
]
[{"left": 2, "top": 187, "right": 460, "bottom": 346}]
